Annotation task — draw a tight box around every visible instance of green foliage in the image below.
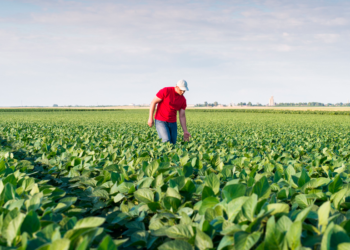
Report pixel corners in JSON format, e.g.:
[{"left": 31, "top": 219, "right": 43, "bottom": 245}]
[{"left": 1, "top": 110, "right": 350, "bottom": 249}]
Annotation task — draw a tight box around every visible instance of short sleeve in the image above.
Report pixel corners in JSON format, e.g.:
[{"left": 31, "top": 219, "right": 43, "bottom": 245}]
[
  {"left": 181, "top": 99, "right": 187, "bottom": 110},
  {"left": 156, "top": 88, "right": 168, "bottom": 99}
]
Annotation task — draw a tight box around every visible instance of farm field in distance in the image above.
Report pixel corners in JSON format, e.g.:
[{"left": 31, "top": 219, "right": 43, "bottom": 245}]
[
  {"left": 1, "top": 110, "right": 350, "bottom": 249},
  {"left": 3, "top": 106, "right": 350, "bottom": 111}
]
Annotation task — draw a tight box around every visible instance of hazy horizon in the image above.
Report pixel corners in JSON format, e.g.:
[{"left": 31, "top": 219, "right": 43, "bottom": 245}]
[{"left": 1, "top": 0, "right": 350, "bottom": 106}]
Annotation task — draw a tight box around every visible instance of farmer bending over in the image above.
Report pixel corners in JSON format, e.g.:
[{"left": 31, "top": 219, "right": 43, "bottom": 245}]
[{"left": 148, "top": 80, "right": 191, "bottom": 144}]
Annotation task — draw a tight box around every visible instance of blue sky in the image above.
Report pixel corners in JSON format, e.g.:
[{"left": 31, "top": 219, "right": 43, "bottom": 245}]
[{"left": 1, "top": 0, "right": 350, "bottom": 106}]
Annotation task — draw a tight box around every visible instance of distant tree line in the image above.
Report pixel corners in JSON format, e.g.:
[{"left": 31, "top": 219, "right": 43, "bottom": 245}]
[
  {"left": 237, "top": 102, "right": 263, "bottom": 106},
  {"left": 195, "top": 102, "right": 350, "bottom": 107},
  {"left": 195, "top": 101, "right": 219, "bottom": 107}
]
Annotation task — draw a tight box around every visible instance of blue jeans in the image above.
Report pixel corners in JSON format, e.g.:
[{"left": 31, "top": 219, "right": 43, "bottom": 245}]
[{"left": 155, "top": 119, "right": 178, "bottom": 144}]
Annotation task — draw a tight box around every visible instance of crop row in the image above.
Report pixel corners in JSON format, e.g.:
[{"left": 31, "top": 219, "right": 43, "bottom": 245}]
[
  {"left": 1, "top": 111, "right": 350, "bottom": 249},
  {"left": 188, "top": 109, "right": 350, "bottom": 115},
  {"left": 0, "top": 109, "right": 124, "bottom": 113}
]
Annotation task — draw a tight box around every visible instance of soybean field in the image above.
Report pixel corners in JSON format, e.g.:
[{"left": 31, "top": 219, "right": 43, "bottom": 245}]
[{"left": 1, "top": 110, "right": 350, "bottom": 250}]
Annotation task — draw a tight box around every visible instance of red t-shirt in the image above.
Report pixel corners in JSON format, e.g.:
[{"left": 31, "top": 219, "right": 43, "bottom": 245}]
[{"left": 155, "top": 87, "right": 187, "bottom": 123}]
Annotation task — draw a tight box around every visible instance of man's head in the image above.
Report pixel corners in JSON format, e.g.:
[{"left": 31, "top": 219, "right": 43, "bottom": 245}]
[{"left": 175, "top": 79, "right": 189, "bottom": 95}]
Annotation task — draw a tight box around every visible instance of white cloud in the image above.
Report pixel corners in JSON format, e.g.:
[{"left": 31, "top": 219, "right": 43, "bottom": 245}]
[
  {"left": 1, "top": 0, "right": 350, "bottom": 106},
  {"left": 276, "top": 44, "right": 292, "bottom": 52},
  {"left": 314, "top": 33, "right": 340, "bottom": 43}
]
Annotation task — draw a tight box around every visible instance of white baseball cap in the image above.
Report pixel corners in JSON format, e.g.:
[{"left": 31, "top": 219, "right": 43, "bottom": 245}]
[{"left": 176, "top": 79, "right": 189, "bottom": 91}]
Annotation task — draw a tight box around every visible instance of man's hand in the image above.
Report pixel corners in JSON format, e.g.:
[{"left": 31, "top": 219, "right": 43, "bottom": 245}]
[
  {"left": 184, "top": 131, "right": 191, "bottom": 141},
  {"left": 148, "top": 118, "right": 154, "bottom": 127}
]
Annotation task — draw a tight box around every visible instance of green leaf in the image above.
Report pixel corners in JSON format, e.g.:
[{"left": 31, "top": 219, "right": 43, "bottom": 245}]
[
  {"left": 134, "top": 188, "right": 154, "bottom": 204},
  {"left": 205, "top": 173, "right": 220, "bottom": 194},
  {"left": 276, "top": 216, "right": 292, "bottom": 233},
  {"left": 0, "top": 160, "right": 5, "bottom": 173},
  {"left": 4, "top": 199, "right": 24, "bottom": 211},
  {"left": 202, "top": 186, "right": 215, "bottom": 201},
  {"left": 199, "top": 197, "right": 219, "bottom": 215},
  {"left": 50, "top": 239, "right": 71, "bottom": 250},
  {"left": 295, "top": 205, "right": 312, "bottom": 223},
  {"left": 113, "top": 193, "right": 125, "bottom": 203},
  {"left": 166, "top": 225, "right": 194, "bottom": 239},
  {"left": 163, "top": 197, "right": 181, "bottom": 211},
  {"left": 97, "top": 235, "right": 117, "bottom": 250},
  {"left": 331, "top": 225, "right": 350, "bottom": 247},
  {"left": 6, "top": 213, "right": 26, "bottom": 246},
  {"left": 21, "top": 211, "right": 40, "bottom": 236},
  {"left": 91, "top": 189, "right": 109, "bottom": 199},
  {"left": 25, "top": 193, "right": 43, "bottom": 211},
  {"left": 329, "top": 175, "right": 343, "bottom": 194},
  {"left": 252, "top": 176, "right": 271, "bottom": 200},
  {"left": 266, "top": 203, "right": 289, "bottom": 215},
  {"left": 163, "top": 187, "right": 182, "bottom": 211},
  {"left": 129, "top": 230, "right": 148, "bottom": 247},
  {"left": 318, "top": 201, "right": 330, "bottom": 233},
  {"left": 22, "top": 178, "right": 35, "bottom": 192},
  {"left": 285, "top": 165, "right": 296, "bottom": 181},
  {"left": 211, "top": 154, "right": 222, "bottom": 168},
  {"left": 137, "top": 177, "right": 154, "bottom": 189},
  {"left": 321, "top": 223, "right": 334, "bottom": 250},
  {"left": 180, "top": 155, "right": 190, "bottom": 166},
  {"left": 180, "top": 212, "right": 192, "bottom": 225},
  {"left": 332, "top": 187, "right": 348, "bottom": 209},
  {"left": 74, "top": 217, "right": 105, "bottom": 229},
  {"left": 294, "top": 194, "right": 314, "bottom": 209},
  {"left": 117, "top": 182, "right": 135, "bottom": 194},
  {"left": 37, "top": 238, "right": 71, "bottom": 250},
  {"left": 3, "top": 174, "right": 17, "bottom": 187},
  {"left": 158, "top": 240, "right": 193, "bottom": 250},
  {"left": 182, "top": 180, "right": 196, "bottom": 195},
  {"left": 224, "top": 196, "right": 249, "bottom": 221},
  {"left": 37, "top": 223, "right": 61, "bottom": 242},
  {"left": 222, "top": 184, "right": 246, "bottom": 202},
  {"left": 301, "top": 178, "right": 330, "bottom": 192},
  {"left": 195, "top": 230, "right": 213, "bottom": 250},
  {"left": 169, "top": 176, "right": 186, "bottom": 190},
  {"left": 298, "top": 168, "right": 310, "bottom": 187},
  {"left": 183, "top": 165, "right": 193, "bottom": 178},
  {"left": 145, "top": 160, "right": 159, "bottom": 177},
  {"left": 242, "top": 194, "right": 258, "bottom": 221},
  {"left": 338, "top": 243, "right": 350, "bottom": 250},
  {"left": 148, "top": 202, "right": 161, "bottom": 212},
  {"left": 217, "top": 235, "right": 234, "bottom": 250},
  {"left": 234, "top": 231, "right": 261, "bottom": 250},
  {"left": 152, "top": 173, "right": 164, "bottom": 188},
  {"left": 0, "top": 183, "right": 16, "bottom": 206},
  {"left": 264, "top": 216, "right": 283, "bottom": 250},
  {"left": 286, "top": 221, "right": 302, "bottom": 250},
  {"left": 166, "top": 187, "right": 182, "bottom": 200}
]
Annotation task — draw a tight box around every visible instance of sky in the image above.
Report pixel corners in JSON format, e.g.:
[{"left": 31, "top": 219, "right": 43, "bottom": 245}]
[{"left": 1, "top": 0, "right": 350, "bottom": 106}]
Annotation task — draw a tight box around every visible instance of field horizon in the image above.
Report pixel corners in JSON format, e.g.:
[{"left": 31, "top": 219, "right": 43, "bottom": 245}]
[{"left": 2, "top": 106, "right": 350, "bottom": 111}]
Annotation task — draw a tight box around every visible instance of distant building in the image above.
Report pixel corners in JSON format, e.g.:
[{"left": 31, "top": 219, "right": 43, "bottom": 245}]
[
  {"left": 269, "top": 96, "right": 275, "bottom": 106},
  {"left": 53, "top": 104, "right": 58, "bottom": 107}
]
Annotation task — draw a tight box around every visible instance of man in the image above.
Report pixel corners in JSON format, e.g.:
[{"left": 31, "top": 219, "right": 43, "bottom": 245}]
[{"left": 148, "top": 80, "right": 191, "bottom": 144}]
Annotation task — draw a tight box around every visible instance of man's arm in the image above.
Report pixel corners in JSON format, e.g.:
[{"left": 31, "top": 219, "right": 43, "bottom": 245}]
[
  {"left": 179, "top": 109, "right": 191, "bottom": 141},
  {"left": 148, "top": 96, "right": 162, "bottom": 127}
]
